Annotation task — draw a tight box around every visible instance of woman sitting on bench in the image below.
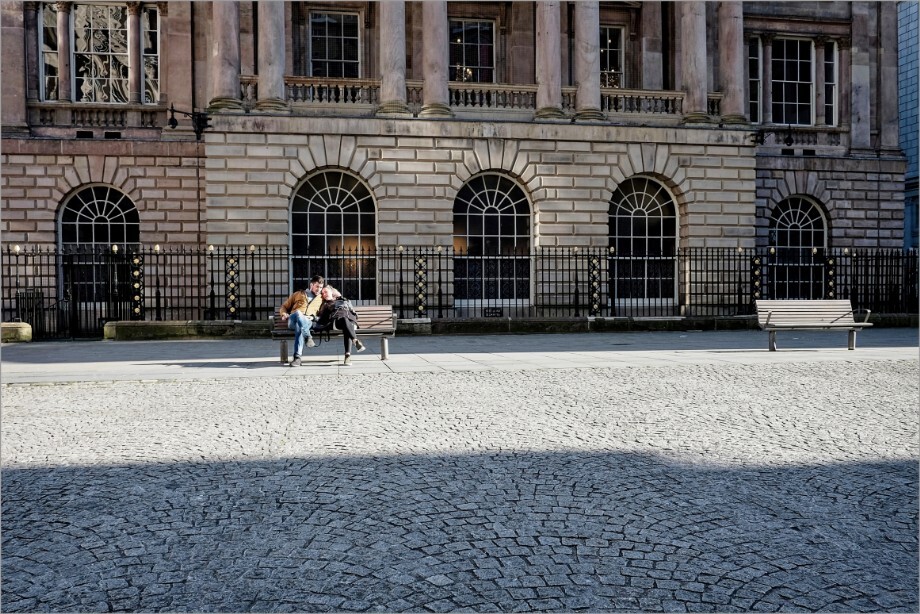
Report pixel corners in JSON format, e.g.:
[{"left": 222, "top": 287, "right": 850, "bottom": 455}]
[{"left": 314, "top": 285, "right": 365, "bottom": 366}]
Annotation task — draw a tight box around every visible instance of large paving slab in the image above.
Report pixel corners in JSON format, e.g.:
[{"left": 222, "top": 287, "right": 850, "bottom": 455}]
[{"left": 1, "top": 329, "right": 918, "bottom": 612}]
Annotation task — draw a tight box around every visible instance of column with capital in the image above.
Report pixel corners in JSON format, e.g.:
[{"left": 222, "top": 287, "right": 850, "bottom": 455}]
[
  {"left": 680, "top": 1, "right": 709, "bottom": 123},
  {"left": 419, "top": 1, "right": 451, "bottom": 118},
  {"left": 574, "top": 1, "right": 603, "bottom": 121},
  {"left": 208, "top": 1, "right": 243, "bottom": 110},
  {"left": 377, "top": 0, "right": 410, "bottom": 116},
  {"left": 535, "top": 1, "right": 564, "bottom": 119},
  {"left": 56, "top": 1, "right": 72, "bottom": 101},
  {"left": 255, "top": 0, "right": 288, "bottom": 112},
  {"left": 127, "top": 2, "right": 142, "bottom": 104},
  {"left": 717, "top": 1, "right": 746, "bottom": 124}
]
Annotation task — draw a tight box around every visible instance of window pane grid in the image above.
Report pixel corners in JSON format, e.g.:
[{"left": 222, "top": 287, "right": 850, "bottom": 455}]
[
  {"left": 608, "top": 178, "right": 677, "bottom": 301},
  {"left": 310, "top": 12, "right": 360, "bottom": 79},
  {"left": 449, "top": 20, "right": 495, "bottom": 83},
  {"left": 771, "top": 38, "right": 813, "bottom": 125},
  {"left": 600, "top": 26, "right": 624, "bottom": 88},
  {"left": 824, "top": 41, "right": 837, "bottom": 126},
  {"left": 41, "top": 4, "right": 59, "bottom": 100},
  {"left": 73, "top": 4, "right": 129, "bottom": 103},
  {"left": 748, "top": 38, "right": 761, "bottom": 123},
  {"left": 142, "top": 7, "right": 159, "bottom": 103}
]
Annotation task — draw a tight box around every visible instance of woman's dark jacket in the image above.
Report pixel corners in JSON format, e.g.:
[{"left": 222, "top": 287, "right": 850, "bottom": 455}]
[{"left": 314, "top": 298, "right": 358, "bottom": 331}]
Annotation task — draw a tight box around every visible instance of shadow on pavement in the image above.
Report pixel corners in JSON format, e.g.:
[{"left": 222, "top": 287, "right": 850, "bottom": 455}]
[{"left": 3, "top": 451, "right": 917, "bottom": 612}]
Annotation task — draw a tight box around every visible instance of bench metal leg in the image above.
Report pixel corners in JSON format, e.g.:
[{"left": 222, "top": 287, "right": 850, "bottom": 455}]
[
  {"left": 768, "top": 331, "right": 777, "bottom": 352},
  {"left": 848, "top": 329, "right": 856, "bottom": 350},
  {"left": 380, "top": 337, "right": 389, "bottom": 361},
  {"left": 280, "top": 340, "right": 288, "bottom": 364}
]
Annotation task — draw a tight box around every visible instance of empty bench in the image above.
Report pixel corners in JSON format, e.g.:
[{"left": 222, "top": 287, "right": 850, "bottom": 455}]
[
  {"left": 755, "top": 299, "right": 872, "bottom": 351},
  {"left": 270, "top": 305, "right": 395, "bottom": 363}
]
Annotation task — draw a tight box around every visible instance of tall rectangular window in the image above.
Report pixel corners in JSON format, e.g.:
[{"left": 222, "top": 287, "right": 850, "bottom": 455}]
[
  {"left": 310, "top": 11, "right": 360, "bottom": 78},
  {"left": 772, "top": 38, "right": 813, "bottom": 125},
  {"left": 748, "top": 38, "right": 761, "bottom": 123},
  {"left": 40, "top": 4, "right": 59, "bottom": 100},
  {"left": 449, "top": 20, "right": 494, "bottom": 83},
  {"left": 600, "top": 26, "right": 625, "bottom": 88},
  {"left": 73, "top": 4, "right": 129, "bottom": 103},
  {"left": 823, "top": 40, "right": 837, "bottom": 126},
  {"left": 142, "top": 7, "right": 159, "bottom": 103}
]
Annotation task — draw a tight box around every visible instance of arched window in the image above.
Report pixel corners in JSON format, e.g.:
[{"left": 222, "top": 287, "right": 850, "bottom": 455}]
[
  {"left": 769, "top": 196, "right": 827, "bottom": 249},
  {"left": 767, "top": 197, "right": 828, "bottom": 299},
  {"left": 57, "top": 185, "right": 139, "bottom": 315},
  {"left": 453, "top": 173, "right": 531, "bottom": 306},
  {"left": 59, "top": 185, "right": 140, "bottom": 250},
  {"left": 608, "top": 177, "right": 677, "bottom": 303},
  {"left": 290, "top": 170, "right": 376, "bottom": 300}
]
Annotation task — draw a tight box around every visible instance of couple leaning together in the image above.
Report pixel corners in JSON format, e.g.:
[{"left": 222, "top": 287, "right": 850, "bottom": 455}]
[{"left": 277, "top": 275, "right": 365, "bottom": 367}]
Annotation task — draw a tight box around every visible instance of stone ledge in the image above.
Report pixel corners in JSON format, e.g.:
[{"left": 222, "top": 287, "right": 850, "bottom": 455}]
[
  {"left": 1, "top": 322, "right": 32, "bottom": 343},
  {"left": 103, "top": 320, "right": 270, "bottom": 341}
]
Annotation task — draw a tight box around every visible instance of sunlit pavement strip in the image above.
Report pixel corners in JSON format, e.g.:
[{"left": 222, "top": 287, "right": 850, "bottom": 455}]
[{"left": 1, "top": 329, "right": 917, "bottom": 612}]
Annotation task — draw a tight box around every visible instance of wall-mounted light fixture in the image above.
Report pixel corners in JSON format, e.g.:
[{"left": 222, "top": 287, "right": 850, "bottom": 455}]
[
  {"left": 167, "top": 104, "right": 211, "bottom": 140},
  {"left": 751, "top": 124, "right": 798, "bottom": 147}
]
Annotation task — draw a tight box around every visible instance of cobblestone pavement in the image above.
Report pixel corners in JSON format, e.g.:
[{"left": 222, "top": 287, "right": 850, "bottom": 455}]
[{"left": 2, "top": 350, "right": 918, "bottom": 611}]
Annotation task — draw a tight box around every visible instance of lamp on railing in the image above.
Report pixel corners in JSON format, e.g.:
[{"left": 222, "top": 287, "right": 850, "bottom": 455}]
[
  {"left": 167, "top": 104, "right": 211, "bottom": 140},
  {"left": 751, "top": 124, "right": 798, "bottom": 147}
]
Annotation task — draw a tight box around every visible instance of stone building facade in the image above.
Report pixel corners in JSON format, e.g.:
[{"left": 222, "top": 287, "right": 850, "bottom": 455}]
[{"left": 0, "top": 1, "right": 908, "bottom": 314}]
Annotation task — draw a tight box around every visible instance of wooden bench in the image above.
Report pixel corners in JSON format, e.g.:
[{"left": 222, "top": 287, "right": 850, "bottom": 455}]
[
  {"left": 270, "top": 305, "right": 396, "bottom": 363},
  {"left": 755, "top": 299, "right": 872, "bottom": 351}
]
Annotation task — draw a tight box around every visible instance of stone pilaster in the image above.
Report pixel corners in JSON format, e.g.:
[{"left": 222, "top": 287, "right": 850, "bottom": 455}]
[
  {"left": 127, "top": 3, "right": 142, "bottom": 104},
  {"left": 850, "top": 2, "right": 871, "bottom": 150},
  {"left": 24, "top": 2, "right": 39, "bottom": 102},
  {"left": 815, "top": 38, "right": 827, "bottom": 126},
  {"left": 574, "top": 1, "right": 603, "bottom": 121},
  {"left": 420, "top": 1, "right": 451, "bottom": 118},
  {"left": 762, "top": 34, "right": 773, "bottom": 125},
  {"left": 55, "top": 1, "right": 71, "bottom": 102},
  {"left": 377, "top": 0, "right": 411, "bottom": 116},
  {"left": 535, "top": 1, "right": 564, "bottom": 120},
  {"left": 717, "top": 1, "right": 745, "bottom": 123},
  {"left": 878, "top": 1, "right": 899, "bottom": 151},
  {"left": 640, "top": 1, "right": 663, "bottom": 90},
  {"left": 208, "top": 1, "right": 243, "bottom": 111},
  {"left": 255, "top": 0, "right": 288, "bottom": 112},
  {"left": 680, "top": 1, "right": 709, "bottom": 123}
]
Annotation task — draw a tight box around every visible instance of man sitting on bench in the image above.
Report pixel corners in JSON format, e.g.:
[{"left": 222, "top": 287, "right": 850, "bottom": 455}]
[{"left": 277, "top": 275, "right": 324, "bottom": 367}]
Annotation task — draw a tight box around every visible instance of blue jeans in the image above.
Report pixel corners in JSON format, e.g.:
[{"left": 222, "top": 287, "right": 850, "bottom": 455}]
[{"left": 287, "top": 312, "right": 313, "bottom": 357}]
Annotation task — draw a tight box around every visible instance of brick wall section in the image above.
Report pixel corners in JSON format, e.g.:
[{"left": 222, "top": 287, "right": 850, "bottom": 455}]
[
  {"left": 205, "top": 116, "right": 759, "bottom": 250},
  {"left": 1, "top": 139, "right": 204, "bottom": 247},
  {"left": 3, "top": 116, "right": 903, "bottom": 251},
  {"left": 755, "top": 154, "right": 907, "bottom": 248}
]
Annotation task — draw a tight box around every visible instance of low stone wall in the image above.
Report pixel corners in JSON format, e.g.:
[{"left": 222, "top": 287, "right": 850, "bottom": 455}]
[{"left": 9, "top": 313, "right": 914, "bottom": 342}]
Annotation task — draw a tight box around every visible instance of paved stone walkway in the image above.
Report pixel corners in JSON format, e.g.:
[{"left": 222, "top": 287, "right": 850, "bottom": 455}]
[{"left": 1, "top": 329, "right": 918, "bottom": 612}]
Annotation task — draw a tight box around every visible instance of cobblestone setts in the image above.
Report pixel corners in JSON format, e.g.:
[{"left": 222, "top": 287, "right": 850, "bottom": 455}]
[{"left": 2, "top": 360, "right": 917, "bottom": 612}]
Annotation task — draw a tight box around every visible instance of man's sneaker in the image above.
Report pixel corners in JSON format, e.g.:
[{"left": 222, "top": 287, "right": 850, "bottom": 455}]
[
  {"left": 354, "top": 340, "right": 365, "bottom": 353},
  {"left": 306, "top": 337, "right": 316, "bottom": 348},
  {"left": 290, "top": 356, "right": 302, "bottom": 367},
  {"left": 343, "top": 354, "right": 352, "bottom": 366}
]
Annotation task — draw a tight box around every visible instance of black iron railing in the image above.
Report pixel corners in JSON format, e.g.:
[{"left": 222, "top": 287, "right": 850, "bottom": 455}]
[{"left": 2, "top": 245, "right": 916, "bottom": 340}]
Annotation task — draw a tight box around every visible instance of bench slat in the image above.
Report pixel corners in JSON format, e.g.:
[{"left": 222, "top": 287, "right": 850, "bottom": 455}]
[{"left": 754, "top": 299, "right": 871, "bottom": 351}]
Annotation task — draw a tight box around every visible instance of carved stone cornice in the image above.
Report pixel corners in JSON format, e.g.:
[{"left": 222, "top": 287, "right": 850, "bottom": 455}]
[
  {"left": 157, "top": 2, "right": 168, "bottom": 17},
  {"left": 126, "top": 2, "right": 141, "bottom": 16},
  {"left": 54, "top": 2, "right": 72, "bottom": 13}
]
